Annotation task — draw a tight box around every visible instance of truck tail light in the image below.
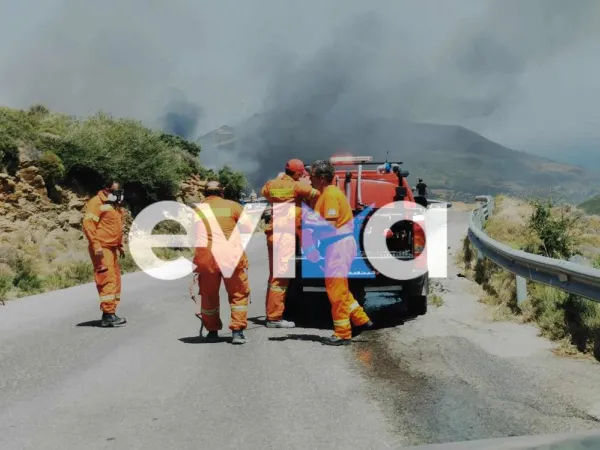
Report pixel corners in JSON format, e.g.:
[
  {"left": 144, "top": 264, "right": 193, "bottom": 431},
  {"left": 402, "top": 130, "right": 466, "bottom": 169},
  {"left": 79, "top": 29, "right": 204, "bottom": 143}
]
[{"left": 413, "top": 222, "right": 425, "bottom": 257}]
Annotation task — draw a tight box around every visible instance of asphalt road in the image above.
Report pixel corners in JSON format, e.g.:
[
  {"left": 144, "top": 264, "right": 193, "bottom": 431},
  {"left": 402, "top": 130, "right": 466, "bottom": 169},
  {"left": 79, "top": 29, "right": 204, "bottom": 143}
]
[{"left": 1, "top": 210, "right": 600, "bottom": 449}]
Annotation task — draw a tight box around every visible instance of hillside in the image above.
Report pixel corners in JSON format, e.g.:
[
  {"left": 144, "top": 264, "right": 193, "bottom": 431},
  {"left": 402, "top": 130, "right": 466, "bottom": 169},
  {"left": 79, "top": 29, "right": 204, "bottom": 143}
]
[
  {"left": 198, "top": 112, "right": 600, "bottom": 203},
  {"left": 0, "top": 104, "right": 245, "bottom": 302},
  {"left": 579, "top": 195, "right": 600, "bottom": 215}
]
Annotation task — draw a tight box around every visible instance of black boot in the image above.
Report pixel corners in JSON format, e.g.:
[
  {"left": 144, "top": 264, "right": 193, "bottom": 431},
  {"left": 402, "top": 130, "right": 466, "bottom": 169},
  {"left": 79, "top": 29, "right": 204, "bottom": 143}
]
[
  {"left": 204, "top": 331, "right": 219, "bottom": 343},
  {"left": 101, "top": 313, "right": 127, "bottom": 327}
]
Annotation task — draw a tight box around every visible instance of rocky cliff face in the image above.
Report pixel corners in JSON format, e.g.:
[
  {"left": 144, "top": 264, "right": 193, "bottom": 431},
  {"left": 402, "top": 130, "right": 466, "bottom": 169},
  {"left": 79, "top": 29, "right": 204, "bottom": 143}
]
[
  {"left": 0, "top": 153, "right": 208, "bottom": 237},
  {"left": 177, "top": 174, "right": 207, "bottom": 204},
  {"left": 0, "top": 161, "right": 89, "bottom": 233}
]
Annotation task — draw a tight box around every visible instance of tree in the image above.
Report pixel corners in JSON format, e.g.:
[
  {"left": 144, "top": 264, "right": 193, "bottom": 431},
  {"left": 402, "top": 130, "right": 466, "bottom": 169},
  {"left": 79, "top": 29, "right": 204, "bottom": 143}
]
[
  {"left": 217, "top": 164, "right": 248, "bottom": 200},
  {"left": 159, "top": 133, "right": 202, "bottom": 157}
]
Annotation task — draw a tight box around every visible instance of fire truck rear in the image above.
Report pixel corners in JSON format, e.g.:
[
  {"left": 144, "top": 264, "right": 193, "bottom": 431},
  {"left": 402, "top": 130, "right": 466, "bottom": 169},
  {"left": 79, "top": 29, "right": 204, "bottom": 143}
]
[{"left": 284, "top": 155, "right": 429, "bottom": 320}]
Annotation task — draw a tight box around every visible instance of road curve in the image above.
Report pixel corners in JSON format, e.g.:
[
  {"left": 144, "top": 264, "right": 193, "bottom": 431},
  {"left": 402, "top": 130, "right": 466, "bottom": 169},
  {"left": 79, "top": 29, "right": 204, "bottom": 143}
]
[{"left": 2, "top": 210, "right": 600, "bottom": 449}]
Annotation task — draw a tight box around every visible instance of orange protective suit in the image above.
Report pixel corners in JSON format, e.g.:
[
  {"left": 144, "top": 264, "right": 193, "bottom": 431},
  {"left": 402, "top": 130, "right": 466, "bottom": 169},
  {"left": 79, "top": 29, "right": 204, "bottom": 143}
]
[
  {"left": 312, "top": 185, "right": 371, "bottom": 339},
  {"left": 193, "top": 196, "right": 252, "bottom": 331},
  {"left": 82, "top": 190, "right": 126, "bottom": 314},
  {"left": 261, "top": 174, "right": 320, "bottom": 321}
]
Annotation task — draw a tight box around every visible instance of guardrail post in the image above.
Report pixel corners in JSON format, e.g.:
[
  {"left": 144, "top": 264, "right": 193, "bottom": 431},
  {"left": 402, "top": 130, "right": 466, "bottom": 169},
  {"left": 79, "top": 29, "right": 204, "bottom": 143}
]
[{"left": 516, "top": 275, "right": 527, "bottom": 304}]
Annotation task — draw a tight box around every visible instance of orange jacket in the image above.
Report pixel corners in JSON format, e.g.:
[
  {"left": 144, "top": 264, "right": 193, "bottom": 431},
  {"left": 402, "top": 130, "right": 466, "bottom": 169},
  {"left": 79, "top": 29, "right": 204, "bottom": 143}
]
[
  {"left": 82, "top": 190, "right": 126, "bottom": 252},
  {"left": 261, "top": 174, "right": 320, "bottom": 235},
  {"left": 193, "top": 196, "right": 253, "bottom": 271}
]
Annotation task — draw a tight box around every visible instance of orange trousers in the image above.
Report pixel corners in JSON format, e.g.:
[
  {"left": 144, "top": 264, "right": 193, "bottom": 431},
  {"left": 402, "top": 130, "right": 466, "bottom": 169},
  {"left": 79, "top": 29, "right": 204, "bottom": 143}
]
[
  {"left": 324, "top": 236, "right": 370, "bottom": 339},
  {"left": 88, "top": 246, "right": 121, "bottom": 314},
  {"left": 265, "top": 232, "right": 296, "bottom": 321},
  {"left": 196, "top": 263, "right": 250, "bottom": 332}
]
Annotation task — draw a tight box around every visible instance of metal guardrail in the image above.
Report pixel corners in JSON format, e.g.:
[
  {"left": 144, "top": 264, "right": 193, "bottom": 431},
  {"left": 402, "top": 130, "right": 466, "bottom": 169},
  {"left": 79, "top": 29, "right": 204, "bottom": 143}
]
[{"left": 467, "top": 195, "right": 600, "bottom": 303}]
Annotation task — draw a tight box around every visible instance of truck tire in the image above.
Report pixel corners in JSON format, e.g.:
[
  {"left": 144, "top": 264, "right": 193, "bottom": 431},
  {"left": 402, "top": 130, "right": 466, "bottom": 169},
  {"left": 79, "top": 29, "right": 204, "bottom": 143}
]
[{"left": 406, "top": 295, "right": 427, "bottom": 317}]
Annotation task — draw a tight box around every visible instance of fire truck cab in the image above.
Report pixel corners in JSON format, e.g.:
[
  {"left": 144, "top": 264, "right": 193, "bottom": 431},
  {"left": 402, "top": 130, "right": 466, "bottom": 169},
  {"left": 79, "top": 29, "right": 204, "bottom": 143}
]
[{"left": 284, "top": 155, "right": 429, "bottom": 322}]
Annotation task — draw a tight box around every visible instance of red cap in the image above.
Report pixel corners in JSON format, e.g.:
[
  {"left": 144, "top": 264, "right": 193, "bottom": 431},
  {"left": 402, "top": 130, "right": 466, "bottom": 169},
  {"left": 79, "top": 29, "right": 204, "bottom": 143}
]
[{"left": 285, "top": 159, "right": 305, "bottom": 175}]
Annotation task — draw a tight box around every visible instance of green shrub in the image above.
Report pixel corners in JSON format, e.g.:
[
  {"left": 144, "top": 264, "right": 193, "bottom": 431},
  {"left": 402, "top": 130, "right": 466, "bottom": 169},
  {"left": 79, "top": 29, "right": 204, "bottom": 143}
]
[
  {"left": 0, "top": 107, "right": 38, "bottom": 141},
  {"left": 0, "top": 134, "right": 19, "bottom": 174},
  {"left": 28, "top": 104, "right": 50, "bottom": 117},
  {"left": 523, "top": 198, "right": 581, "bottom": 259},
  {"left": 463, "top": 195, "right": 600, "bottom": 360},
  {"left": 152, "top": 220, "right": 187, "bottom": 235},
  {"left": 218, "top": 164, "right": 248, "bottom": 200},
  {"left": 12, "top": 257, "right": 43, "bottom": 294},
  {"left": 39, "top": 151, "right": 65, "bottom": 185},
  {"left": 159, "top": 133, "right": 201, "bottom": 157},
  {"left": 0, "top": 274, "right": 12, "bottom": 303}
]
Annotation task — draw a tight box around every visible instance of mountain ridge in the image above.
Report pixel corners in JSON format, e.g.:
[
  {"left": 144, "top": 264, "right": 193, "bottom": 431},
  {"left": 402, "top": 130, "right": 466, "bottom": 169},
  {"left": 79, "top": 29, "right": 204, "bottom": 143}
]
[{"left": 198, "top": 114, "right": 599, "bottom": 203}]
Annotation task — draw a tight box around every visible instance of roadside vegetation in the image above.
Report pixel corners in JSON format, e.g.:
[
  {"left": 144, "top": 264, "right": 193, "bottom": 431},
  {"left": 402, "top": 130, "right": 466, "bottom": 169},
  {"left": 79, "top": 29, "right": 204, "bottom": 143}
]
[
  {"left": 458, "top": 195, "right": 600, "bottom": 360},
  {"left": 578, "top": 194, "right": 600, "bottom": 215},
  {"left": 0, "top": 104, "right": 251, "bottom": 302}
]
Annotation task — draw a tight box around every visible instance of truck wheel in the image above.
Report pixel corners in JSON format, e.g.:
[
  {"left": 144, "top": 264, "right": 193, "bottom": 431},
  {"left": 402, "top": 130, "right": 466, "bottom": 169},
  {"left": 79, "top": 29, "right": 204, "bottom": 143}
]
[{"left": 406, "top": 295, "right": 427, "bottom": 317}]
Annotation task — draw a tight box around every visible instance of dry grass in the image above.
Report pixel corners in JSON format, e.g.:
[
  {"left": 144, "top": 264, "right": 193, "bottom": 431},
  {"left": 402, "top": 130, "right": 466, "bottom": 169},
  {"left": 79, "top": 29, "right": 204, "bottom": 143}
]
[
  {"left": 459, "top": 195, "right": 600, "bottom": 361},
  {"left": 0, "top": 218, "right": 195, "bottom": 300},
  {"left": 430, "top": 293, "right": 444, "bottom": 307}
]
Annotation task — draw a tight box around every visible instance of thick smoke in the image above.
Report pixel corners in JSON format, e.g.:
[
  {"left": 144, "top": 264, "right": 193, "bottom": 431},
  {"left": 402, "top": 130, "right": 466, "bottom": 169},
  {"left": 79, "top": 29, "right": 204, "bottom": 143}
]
[
  {"left": 222, "top": 0, "right": 600, "bottom": 187},
  {"left": 1, "top": 0, "right": 600, "bottom": 184},
  {"left": 162, "top": 92, "right": 203, "bottom": 140}
]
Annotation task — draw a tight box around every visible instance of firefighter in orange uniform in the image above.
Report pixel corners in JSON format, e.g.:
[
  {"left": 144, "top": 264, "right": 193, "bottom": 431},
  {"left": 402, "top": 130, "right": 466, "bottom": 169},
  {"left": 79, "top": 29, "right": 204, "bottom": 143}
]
[
  {"left": 82, "top": 180, "right": 127, "bottom": 328},
  {"left": 193, "top": 181, "right": 253, "bottom": 345},
  {"left": 261, "top": 159, "right": 320, "bottom": 328},
  {"left": 307, "top": 160, "right": 373, "bottom": 345}
]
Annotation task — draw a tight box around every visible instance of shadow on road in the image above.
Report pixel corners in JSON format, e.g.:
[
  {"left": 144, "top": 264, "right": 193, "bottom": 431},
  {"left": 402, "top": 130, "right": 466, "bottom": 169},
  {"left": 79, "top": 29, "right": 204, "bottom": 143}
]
[
  {"left": 248, "top": 317, "right": 267, "bottom": 326},
  {"left": 268, "top": 334, "right": 324, "bottom": 343},
  {"left": 179, "top": 336, "right": 231, "bottom": 344},
  {"left": 76, "top": 320, "right": 104, "bottom": 328},
  {"left": 268, "top": 333, "right": 374, "bottom": 345},
  {"left": 282, "top": 292, "right": 412, "bottom": 332}
]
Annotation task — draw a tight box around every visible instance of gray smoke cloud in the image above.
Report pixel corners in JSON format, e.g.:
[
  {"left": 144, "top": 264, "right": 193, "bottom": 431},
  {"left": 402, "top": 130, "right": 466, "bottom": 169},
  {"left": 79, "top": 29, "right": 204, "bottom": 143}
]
[
  {"left": 1, "top": 0, "right": 599, "bottom": 184},
  {"left": 161, "top": 91, "right": 203, "bottom": 140},
  {"left": 222, "top": 0, "right": 600, "bottom": 187}
]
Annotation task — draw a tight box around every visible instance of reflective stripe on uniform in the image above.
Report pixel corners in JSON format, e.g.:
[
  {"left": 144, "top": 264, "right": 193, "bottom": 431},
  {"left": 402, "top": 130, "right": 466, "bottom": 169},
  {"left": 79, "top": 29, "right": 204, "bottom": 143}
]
[
  {"left": 209, "top": 208, "right": 232, "bottom": 217},
  {"left": 309, "top": 189, "right": 318, "bottom": 198},
  {"left": 84, "top": 213, "right": 100, "bottom": 222},
  {"left": 201, "top": 307, "right": 220, "bottom": 315},
  {"left": 268, "top": 284, "right": 287, "bottom": 293},
  {"left": 99, "top": 294, "right": 117, "bottom": 301},
  {"left": 100, "top": 204, "right": 114, "bottom": 212},
  {"left": 333, "top": 318, "right": 351, "bottom": 327},
  {"left": 270, "top": 188, "right": 294, "bottom": 197},
  {"left": 349, "top": 302, "right": 360, "bottom": 312},
  {"left": 231, "top": 305, "right": 248, "bottom": 312}
]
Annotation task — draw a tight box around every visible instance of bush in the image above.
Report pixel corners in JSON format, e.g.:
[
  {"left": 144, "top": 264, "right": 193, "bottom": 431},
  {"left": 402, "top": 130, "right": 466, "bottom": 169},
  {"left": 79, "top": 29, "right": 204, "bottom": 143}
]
[
  {"left": 159, "top": 133, "right": 201, "bottom": 157},
  {"left": 461, "top": 195, "right": 600, "bottom": 360},
  {"left": 523, "top": 198, "right": 581, "bottom": 259},
  {"left": 12, "top": 256, "right": 43, "bottom": 294},
  {"left": 217, "top": 164, "right": 248, "bottom": 200},
  {"left": 0, "top": 273, "right": 12, "bottom": 304},
  {"left": 0, "top": 134, "right": 19, "bottom": 174},
  {"left": 39, "top": 151, "right": 65, "bottom": 185},
  {"left": 57, "top": 112, "right": 190, "bottom": 199}
]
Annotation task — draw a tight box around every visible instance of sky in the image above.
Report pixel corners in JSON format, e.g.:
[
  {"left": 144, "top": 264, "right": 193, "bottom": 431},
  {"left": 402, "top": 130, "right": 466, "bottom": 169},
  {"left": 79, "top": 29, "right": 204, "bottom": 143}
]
[{"left": 1, "top": 0, "right": 599, "bottom": 170}]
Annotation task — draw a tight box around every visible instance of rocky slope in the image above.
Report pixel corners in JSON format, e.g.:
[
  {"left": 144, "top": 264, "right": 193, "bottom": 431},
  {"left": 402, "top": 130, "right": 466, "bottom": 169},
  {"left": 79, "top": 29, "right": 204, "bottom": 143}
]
[{"left": 0, "top": 147, "right": 211, "bottom": 301}]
